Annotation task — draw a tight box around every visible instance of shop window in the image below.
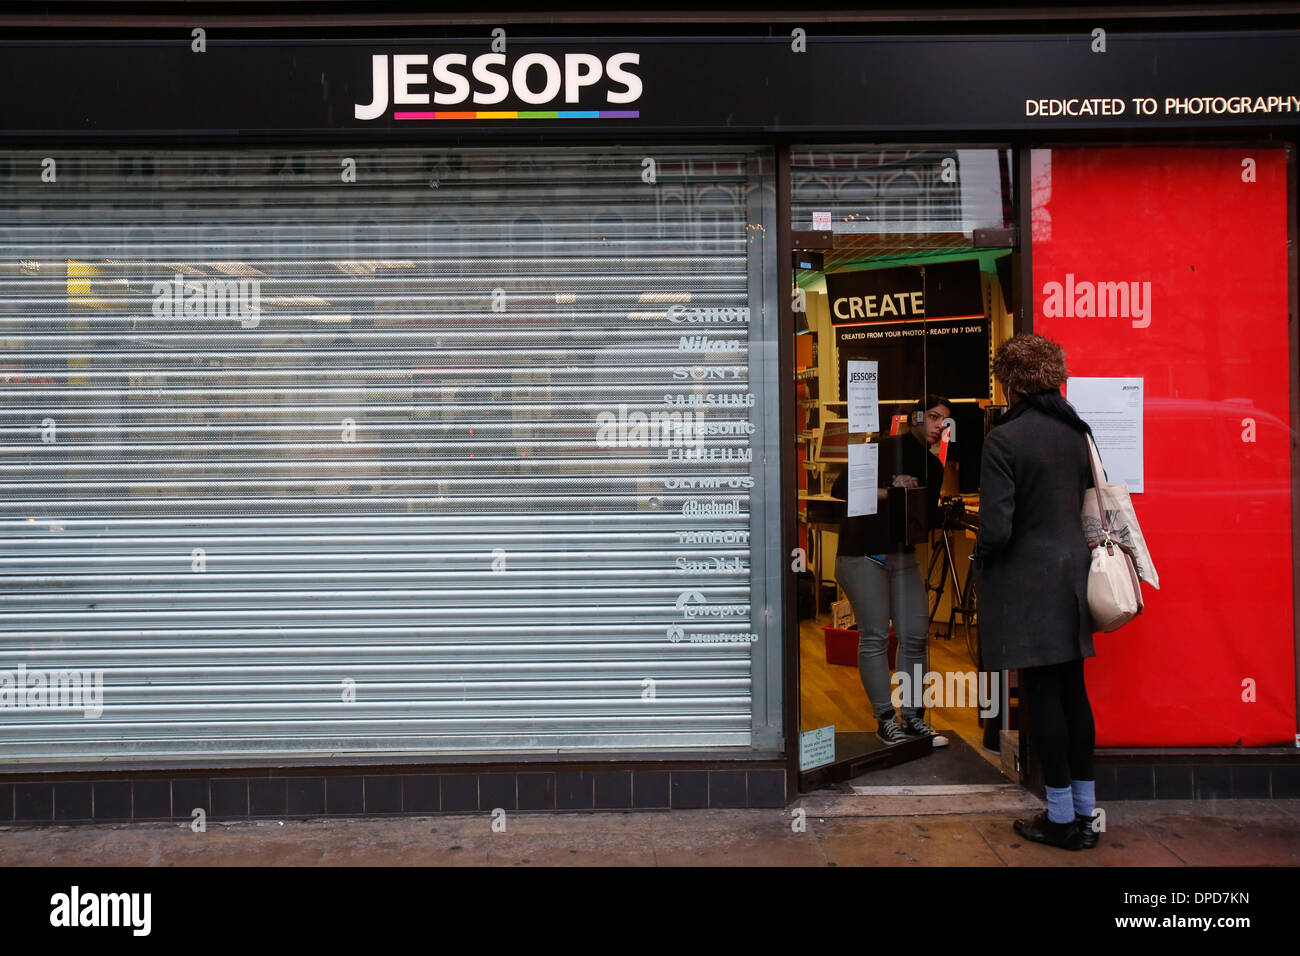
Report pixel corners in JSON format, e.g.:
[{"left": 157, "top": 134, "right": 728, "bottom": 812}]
[{"left": 1032, "top": 145, "right": 1296, "bottom": 747}]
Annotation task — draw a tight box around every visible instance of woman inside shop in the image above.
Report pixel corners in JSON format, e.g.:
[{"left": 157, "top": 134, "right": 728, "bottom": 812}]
[
  {"left": 973, "top": 334, "right": 1098, "bottom": 851},
  {"left": 831, "top": 395, "right": 951, "bottom": 747}
]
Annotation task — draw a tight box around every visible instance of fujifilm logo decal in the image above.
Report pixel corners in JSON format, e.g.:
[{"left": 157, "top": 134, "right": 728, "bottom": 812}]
[
  {"left": 1041, "top": 273, "right": 1151, "bottom": 329},
  {"left": 153, "top": 275, "right": 261, "bottom": 328},
  {"left": 354, "top": 52, "right": 642, "bottom": 120}
]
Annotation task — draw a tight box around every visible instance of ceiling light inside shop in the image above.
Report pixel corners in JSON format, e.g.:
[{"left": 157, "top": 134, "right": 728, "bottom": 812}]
[
  {"left": 208, "top": 262, "right": 268, "bottom": 277},
  {"left": 331, "top": 260, "right": 416, "bottom": 275},
  {"left": 639, "top": 291, "right": 691, "bottom": 303},
  {"left": 260, "top": 294, "right": 331, "bottom": 308}
]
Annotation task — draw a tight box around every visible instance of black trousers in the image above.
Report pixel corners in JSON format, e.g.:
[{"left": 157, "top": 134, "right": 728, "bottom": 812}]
[{"left": 1021, "top": 658, "right": 1095, "bottom": 789}]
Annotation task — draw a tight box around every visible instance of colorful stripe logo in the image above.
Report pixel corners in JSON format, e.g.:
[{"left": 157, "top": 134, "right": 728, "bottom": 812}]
[{"left": 394, "top": 110, "right": 640, "bottom": 120}]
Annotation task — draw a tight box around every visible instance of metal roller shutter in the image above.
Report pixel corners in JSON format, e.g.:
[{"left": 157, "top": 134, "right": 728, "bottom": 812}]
[{"left": 0, "top": 146, "right": 782, "bottom": 762}]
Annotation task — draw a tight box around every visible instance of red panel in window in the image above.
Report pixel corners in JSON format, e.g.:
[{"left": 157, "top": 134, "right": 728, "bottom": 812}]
[{"left": 1032, "top": 146, "right": 1295, "bottom": 746}]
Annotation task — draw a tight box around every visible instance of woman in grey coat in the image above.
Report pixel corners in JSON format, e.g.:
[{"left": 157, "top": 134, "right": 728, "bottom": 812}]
[{"left": 974, "top": 334, "right": 1098, "bottom": 851}]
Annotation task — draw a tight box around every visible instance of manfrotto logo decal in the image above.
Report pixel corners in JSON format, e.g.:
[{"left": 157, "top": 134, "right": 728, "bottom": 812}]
[
  {"left": 354, "top": 52, "right": 642, "bottom": 120},
  {"left": 1041, "top": 273, "right": 1151, "bottom": 328}
]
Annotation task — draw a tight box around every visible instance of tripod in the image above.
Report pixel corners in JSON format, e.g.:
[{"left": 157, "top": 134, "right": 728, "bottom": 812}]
[{"left": 925, "top": 497, "right": 980, "bottom": 665}]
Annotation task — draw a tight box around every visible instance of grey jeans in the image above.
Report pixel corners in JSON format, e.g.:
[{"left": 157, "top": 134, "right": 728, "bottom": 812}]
[{"left": 834, "top": 552, "right": 930, "bottom": 720}]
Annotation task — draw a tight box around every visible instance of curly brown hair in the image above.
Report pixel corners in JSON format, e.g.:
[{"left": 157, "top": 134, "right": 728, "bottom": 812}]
[{"left": 992, "top": 333, "right": 1069, "bottom": 396}]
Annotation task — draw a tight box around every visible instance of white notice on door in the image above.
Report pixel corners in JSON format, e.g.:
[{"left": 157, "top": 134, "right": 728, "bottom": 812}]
[
  {"left": 1067, "top": 376, "right": 1144, "bottom": 493},
  {"left": 800, "top": 725, "right": 835, "bottom": 771},
  {"left": 847, "top": 360, "right": 879, "bottom": 434},
  {"left": 847, "top": 442, "right": 879, "bottom": 517},
  {"left": 812, "top": 210, "right": 832, "bottom": 231}
]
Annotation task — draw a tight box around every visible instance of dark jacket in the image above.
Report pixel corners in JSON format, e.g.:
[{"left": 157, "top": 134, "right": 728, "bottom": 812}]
[
  {"left": 973, "top": 402, "right": 1096, "bottom": 670},
  {"left": 830, "top": 433, "right": 944, "bottom": 556}
]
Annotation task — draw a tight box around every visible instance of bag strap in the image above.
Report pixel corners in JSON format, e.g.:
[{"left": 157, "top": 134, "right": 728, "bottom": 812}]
[{"left": 1085, "top": 433, "right": 1111, "bottom": 537}]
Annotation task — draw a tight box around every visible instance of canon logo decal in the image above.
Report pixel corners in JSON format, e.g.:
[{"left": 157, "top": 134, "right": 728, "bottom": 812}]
[{"left": 354, "top": 52, "right": 643, "bottom": 120}]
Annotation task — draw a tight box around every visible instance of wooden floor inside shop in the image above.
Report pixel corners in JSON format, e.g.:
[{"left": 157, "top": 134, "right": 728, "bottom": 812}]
[{"left": 798, "top": 613, "right": 1000, "bottom": 769}]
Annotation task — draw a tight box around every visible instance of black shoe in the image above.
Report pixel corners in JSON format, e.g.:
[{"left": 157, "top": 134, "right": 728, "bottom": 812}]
[
  {"left": 1077, "top": 812, "right": 1100, "bottom": 849},
  {"left": 876, "top": 714, "right": 909, "bottom": 745},
  {"left": 1013, "top": 812, "right": 1084, "bottom": 851}
]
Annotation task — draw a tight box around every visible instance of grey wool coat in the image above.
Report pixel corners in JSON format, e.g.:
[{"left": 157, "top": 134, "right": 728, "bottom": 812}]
[{"left": 973, "top": 402, "right": 1096, "bottom": 671}]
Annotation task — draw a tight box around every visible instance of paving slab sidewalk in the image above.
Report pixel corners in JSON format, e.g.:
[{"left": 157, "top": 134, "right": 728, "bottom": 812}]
[{"left": 1, "top": 798, "right": 1297, "bottom": 867}]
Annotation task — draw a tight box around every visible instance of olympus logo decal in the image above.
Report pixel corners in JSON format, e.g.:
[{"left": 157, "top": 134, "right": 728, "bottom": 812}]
[
  {"left": 677, "top": 530, "right": 750, "bottom": 543},
  {"left": 152, "top": 275, "right": 261, "bottom": 327},
  {"left": 674, "top": 591, "right": 750, "bottom": 618},
  {"left": 672, "top": 366, "right": 747, "bottom": 381},
  {"left": 664, "top": 476, "right": 754, "bottom": 489},
  {"left": 668, "top": 305, "right": 751, "bottom": 324},
  {"left": 675, "top": 555, "right": 749, "bottom": 573},
  {"left": 354, "top": 52, "right": 642, "bottom": 118}
]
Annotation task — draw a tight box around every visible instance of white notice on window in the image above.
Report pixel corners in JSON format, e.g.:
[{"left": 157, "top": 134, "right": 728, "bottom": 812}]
[
  {"left": 1067, "top": 376, "right": 1144, "bottom": 493},
  {"left": 847, "top": 442, "right": 879, "bottom": 517},
  {"left": 846, "top": 360, "right": 879, "bottom": 434}
]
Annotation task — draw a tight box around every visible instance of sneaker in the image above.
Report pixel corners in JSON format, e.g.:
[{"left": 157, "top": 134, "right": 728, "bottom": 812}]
[
  {"left": 876, "top": 714, "right": 909, "bottom": 745},
  {"left": 901, "top": 714, "right": 950, "bottom": 748}
]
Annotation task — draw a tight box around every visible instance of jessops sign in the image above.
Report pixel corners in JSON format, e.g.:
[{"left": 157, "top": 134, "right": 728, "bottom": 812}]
[
  {"left": 1, "top": 30, "right": 1297, "bottom": 135},
  {"left": 353, "top": 51, "right": 643, "bottom": 120}
]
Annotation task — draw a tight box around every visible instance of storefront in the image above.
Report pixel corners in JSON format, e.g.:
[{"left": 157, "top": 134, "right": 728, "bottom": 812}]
[{"left": 0, "top": 7, "right": 1296, "bottom": 822}]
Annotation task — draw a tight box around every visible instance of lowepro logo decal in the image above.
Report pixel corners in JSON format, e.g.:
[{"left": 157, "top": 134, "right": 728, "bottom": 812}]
[{"left": 354, "top": 52, "right": 642, "bottom": 120}]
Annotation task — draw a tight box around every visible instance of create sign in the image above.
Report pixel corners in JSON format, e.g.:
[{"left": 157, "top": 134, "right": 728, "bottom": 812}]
[{"left": 826, "top": 261, "right": 984, "bottom": 326}]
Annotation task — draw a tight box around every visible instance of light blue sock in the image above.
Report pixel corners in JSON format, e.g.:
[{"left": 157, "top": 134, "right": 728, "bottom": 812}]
[
  {"left": 1045, "top": 784, "right": 1074, "bottom": 824},
  {"left": 1072, "top": 779, "right": 1096, "bottom": 819}
]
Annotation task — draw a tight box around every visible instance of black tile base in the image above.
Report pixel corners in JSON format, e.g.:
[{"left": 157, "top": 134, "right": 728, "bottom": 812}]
[
  {"left": 325, "top": 776, "right": 363, "bottom": 815},
  {"left": 27, "top": 752, "right": 1300, "bottom": 827},
  {"left": 670, "top": 771, "right": 708, "bottom": 809},
  {"left": 747, "top": 770, "right": 786, "bottom": 807},
  {"left": 133, "top": 780, "right": 171, "bottom": 820},
  {"left": 250, "top": 778, "right": 287, "bottom": 816},
  {"left": 402, "top": 775, "right": 439, "bottom": 813},
  {"left": 286, "top": 778, "right": 325, "bottom": 816},
  {"left": 593, "top": 772, "right": 631, "bottom": 810},
  {"left": 15, "top": 783, "right": 53, "bottom": 823},
  {"left": 172, "top": 780, "right": 209, "bottom": 820},
  {"left": 708, "top": 770, "right": 747, "bottom": 809},
  {"left": 633, "top": 771, "right": 670, "bottom": 809},
  {"left": 54, "top": 782, "right": 93, "bottom": 823}
]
